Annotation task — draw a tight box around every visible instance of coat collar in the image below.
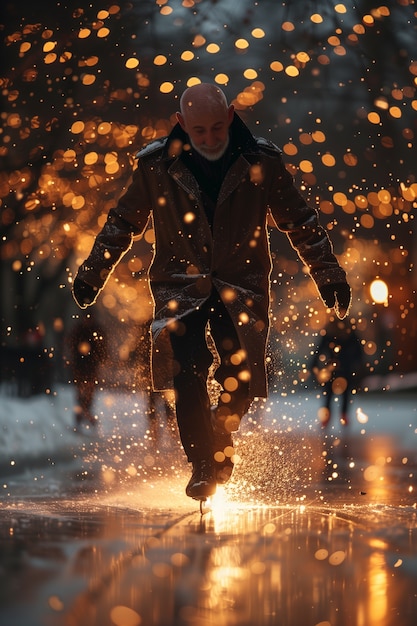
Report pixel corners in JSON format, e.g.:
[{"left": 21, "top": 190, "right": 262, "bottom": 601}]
[
  {"left": 162, "top": 113, "right": 259, "bottom": 161},
  {"left": 163, "top": 114, "right": 260, "bottom": 204}
]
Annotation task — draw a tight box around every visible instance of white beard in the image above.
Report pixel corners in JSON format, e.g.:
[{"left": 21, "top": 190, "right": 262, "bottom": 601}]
[{"left": 191, "top": 136, "right": 229, "bottom": 161}]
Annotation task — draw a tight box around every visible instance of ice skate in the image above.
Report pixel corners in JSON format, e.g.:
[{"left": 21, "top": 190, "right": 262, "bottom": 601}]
[{"left": 185, "top": 459, "right": 216, "bottom": 501}]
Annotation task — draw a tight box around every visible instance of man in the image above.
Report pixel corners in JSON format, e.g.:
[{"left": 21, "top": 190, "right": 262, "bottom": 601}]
[{"left": 72, "top": 83, "right": 351, "bottom": 501}]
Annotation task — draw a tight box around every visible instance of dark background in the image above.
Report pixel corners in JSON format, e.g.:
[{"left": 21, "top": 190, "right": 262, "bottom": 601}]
[{"left": 1, "top": 0, "right": 416, "bottom": 395}]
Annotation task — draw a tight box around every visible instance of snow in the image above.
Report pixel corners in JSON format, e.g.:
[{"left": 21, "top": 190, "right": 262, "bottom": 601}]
[
  {"left": 1, "top": 379, "right": 416, "bottom": 480},
  {"left": 0, "top": 386, "right": 80, "bottom": 472}
]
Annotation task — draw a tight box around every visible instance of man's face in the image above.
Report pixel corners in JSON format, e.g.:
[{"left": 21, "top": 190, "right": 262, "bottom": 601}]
[{"left": 177, "top": 105, "right": 234, "bottom": 161}]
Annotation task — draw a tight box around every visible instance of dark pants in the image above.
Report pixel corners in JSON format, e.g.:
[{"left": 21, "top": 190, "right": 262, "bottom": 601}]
[
  {"left": 74, "top": 378, "right": 95, "bottom": 423},
  {"left": 324, "top": 377, "right": 353, "bottom": 416},
  {"left": 169, "top": 291, "right": 252, "bottom": 462}
]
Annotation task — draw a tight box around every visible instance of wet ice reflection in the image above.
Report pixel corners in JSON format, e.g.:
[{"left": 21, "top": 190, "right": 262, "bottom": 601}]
[
  {"left": 48, "top": 499, "right": 415, "bottom": 626},
  {"left": 1, "top": 388, "right": 416, "bottom": 625}
]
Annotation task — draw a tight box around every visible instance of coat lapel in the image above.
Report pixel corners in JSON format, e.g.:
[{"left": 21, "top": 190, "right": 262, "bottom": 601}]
[
  {"left": 217, "top": 154, "right": 251, "bottom": 206},
  {"left": 167, "top": 158, "right": 202, "bottom": 201}
]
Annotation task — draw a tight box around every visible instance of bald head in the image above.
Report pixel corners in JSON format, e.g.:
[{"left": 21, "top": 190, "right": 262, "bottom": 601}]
[
  {"left": 177, "top": 83, "right": 234, "bottom": 161},
  {"left": 179, "top": 83, "right": 229, "bottom": 118}
]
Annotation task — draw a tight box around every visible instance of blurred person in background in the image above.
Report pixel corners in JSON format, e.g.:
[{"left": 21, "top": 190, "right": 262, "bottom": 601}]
[
  {"left": 310, "top": 318, "right": 364, "bottom": 427},
  {"left": 67, "top": 313, "right": 107, "bottom": 429},
  {"left": 72, "top": 83, "right": 351, "bottom": 501}
]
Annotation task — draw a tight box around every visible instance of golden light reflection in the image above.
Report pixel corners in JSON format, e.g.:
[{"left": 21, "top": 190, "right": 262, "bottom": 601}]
[
  {"left": 215, "top": 73, "right": 229, "bottom": 85},
  {"left": 206, "top": 43, "right": 220, "bottom": 54},
  {"left": 251, "top": 28, "right": 265, "bottom": 38},
  {"left": 78, "top": 28, "right": 91, "bottom": 39},
  {"left": 159, "top": 81, "right": 174, "bottom": 93},
  {"left": 335, "top": 3, "right": 347, "bottom": 13},
  {"left": 285, "top": 65, "right": 299, "bottom": 77},
  {"left": 328, "top": 550, "right": 346, "bottom": 565},
  {"left": 243, "top": 69, "right": 258, "bottom": 80},
  {"left": 310, "top": 14, "right": 323, "bottom": 24},
  {"left": 48, "top": 595, "right": 64, "bottom": 612},
  {"left": 109, "top": 605, "right": 141, "bottom": 626},
  {"left": 235, "top": 38, "right": 249, "bottom": 50},
  {"left": 356, "top": 408, "right": 369, "bottom": 424},
  {"left": 159, "top": 6, "right": 173, "bottom": 16},
  {"left": 125, "top": 58, "right": 139, "bottom": 69},
  {"left": 181, "top": 50, "right": 194, "bottom": 61},
  {"left": 206, "top": 486, "right": 244, "bottom": 530},
  {"left": 370, "top": 279, "right": 389, "bottom": 304},
  {"left": 365, "top": 552, "right": 388, "bottom": 625}
]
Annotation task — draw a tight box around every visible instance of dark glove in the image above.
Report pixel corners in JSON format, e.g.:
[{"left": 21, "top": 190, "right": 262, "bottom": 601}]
[
  {"left": 320, "top": 282, "right": 351, "bottom": 319},
  {"left": 72, "top": 277, "right": 98, "bottom": 309}
]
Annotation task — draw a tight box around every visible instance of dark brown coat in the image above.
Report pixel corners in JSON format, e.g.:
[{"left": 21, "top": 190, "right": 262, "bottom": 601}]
[{"left": 76, "top": 116, "right": 347, "bottom": 397}]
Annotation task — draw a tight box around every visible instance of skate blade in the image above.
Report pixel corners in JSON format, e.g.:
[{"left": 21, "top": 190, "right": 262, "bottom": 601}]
[
  {"left": 189, "top": 494, "right": 211, "bottom": 515},
  {"left": 198, "top": 497, "right": 211, "bottom": 515}
]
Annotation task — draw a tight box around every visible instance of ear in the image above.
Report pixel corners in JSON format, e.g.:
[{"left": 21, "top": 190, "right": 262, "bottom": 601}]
[
  {"left": 227, "top": 104, "right": 234, "bottom": 125},
  {"left": 176, "top": 111, "right": 186, "bottom": 131}
]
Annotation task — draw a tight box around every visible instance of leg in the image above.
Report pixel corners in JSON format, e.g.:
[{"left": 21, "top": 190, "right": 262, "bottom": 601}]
[
  {"left": 208, "top": 294, "right": 251, "bottom": 482},
  {"left": 169, "top": 310, "right": 218, "bottom": 500},
  {"left": 209, "top": 295, "right": 251, "bottom": 432},
  {"left": 340, "top": 385, "right": 352, "bottom": 425},
  {"left": 319, "top": 381, "right": 333, "bottom": 427},
  {"left": 169, "top": 308, "right": 214, "bottom": 463},
  {"left": 74, "top": 377, "right": 96, "bottom": 425}
]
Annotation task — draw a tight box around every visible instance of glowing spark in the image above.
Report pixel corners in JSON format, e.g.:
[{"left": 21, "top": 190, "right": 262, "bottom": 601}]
[{"left": 356, "top": 407, "right": 369, "bottom": 424}]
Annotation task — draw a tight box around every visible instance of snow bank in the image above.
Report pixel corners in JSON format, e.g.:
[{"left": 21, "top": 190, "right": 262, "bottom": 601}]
[{"left": 0, "top": 386, "right": 80, "bottom": 472}]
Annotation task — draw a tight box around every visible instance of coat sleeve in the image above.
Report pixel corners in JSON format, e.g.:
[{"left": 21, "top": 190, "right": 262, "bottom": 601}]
[
  {"left": 75, "top": 160, "right": 153, "bottom": 291},
  {"left": 266, "top": 154, "right": 348, "bottom": 290}
]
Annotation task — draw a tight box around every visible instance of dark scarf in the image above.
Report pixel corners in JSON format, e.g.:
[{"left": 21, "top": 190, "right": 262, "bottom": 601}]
[{"left": 166, "top": 115, "right": 258, "bottom": 229}]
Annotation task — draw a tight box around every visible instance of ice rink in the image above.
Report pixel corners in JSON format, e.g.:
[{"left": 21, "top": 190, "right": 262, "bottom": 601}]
[{"left": 1, "top": 386, "right": 416, "bottom": 625}]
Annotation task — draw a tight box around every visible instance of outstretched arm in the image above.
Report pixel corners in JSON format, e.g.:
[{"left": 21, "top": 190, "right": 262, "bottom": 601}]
[
  {"left": 72, "top": 162, "right": 152, "bottom": 308},
  {"left": 72, "top": 210, "right": 137, "bottom": 308},
  {"left": 267, "top": 156, "right": 351, "bottom": 319}
]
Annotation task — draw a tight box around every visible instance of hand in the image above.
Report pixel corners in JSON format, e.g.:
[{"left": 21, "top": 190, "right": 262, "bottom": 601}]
[
  {"left": 320, "top": 282, "right": 351, "bottom": 319},
  {"left": 72, "top": 278, "right": 98, "bottom": 308}
]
